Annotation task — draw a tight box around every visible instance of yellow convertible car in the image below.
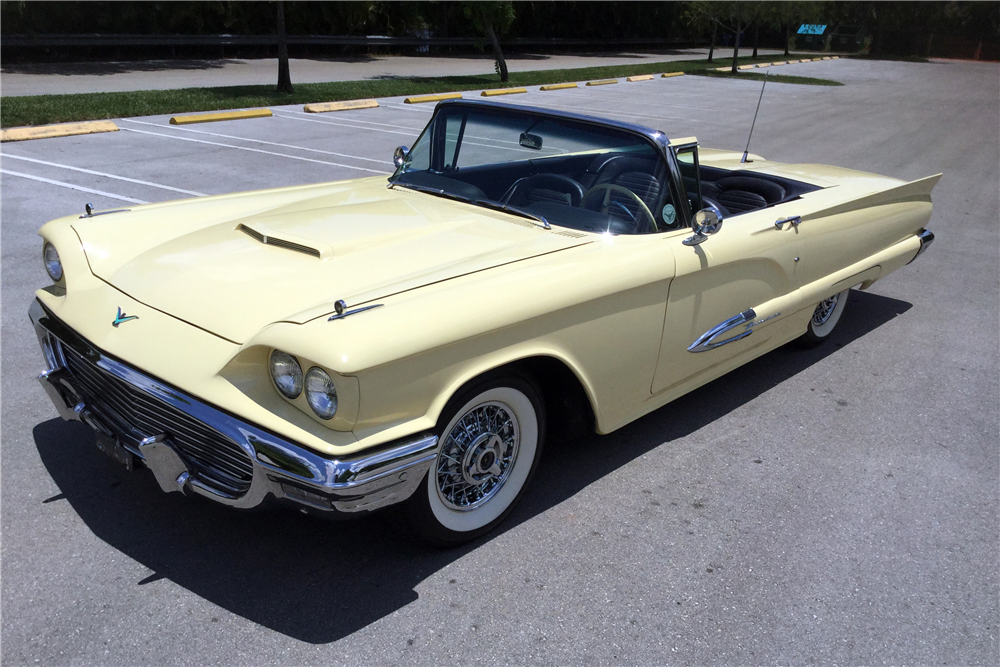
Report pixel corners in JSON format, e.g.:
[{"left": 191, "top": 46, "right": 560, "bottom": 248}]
[{"left": 31, "top": 99, "right": 937, "bottom": 544}]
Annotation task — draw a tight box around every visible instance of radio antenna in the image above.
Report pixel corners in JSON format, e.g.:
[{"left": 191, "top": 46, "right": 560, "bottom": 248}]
[{"left": 741, "top": 71, "right": 769, "bottom": 164}]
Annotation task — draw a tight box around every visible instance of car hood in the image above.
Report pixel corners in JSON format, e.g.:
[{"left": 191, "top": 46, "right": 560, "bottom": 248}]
[{"left": 74, "top": 177, "right": 590, "bottom": 343}]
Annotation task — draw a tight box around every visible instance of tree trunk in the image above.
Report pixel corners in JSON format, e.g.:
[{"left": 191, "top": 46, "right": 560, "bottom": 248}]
[
  {"left": 708, "top": 25, "right": 716, "bottom": 62},
  {"left": 731, "top": 18, "right": 742, "bottom": 73},
  {"left": 752, "top": 24, "right": 759, "bottom": 58},
  {"left": 784, "top": 24, "right": 790, "bottom": 56},
  {"left": 485, "top": 23, "right": 509, "bottom": 82},
  {"left": 276, "top": 0, "right": 293, "bottom": 94}
]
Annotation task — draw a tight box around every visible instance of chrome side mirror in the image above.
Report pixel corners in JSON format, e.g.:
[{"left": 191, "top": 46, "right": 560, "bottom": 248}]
[
  {"left": 682, "top": 208, "right": 723, "bottom": 247},
  {"left": 393, "top": 145, "right": 410, "bottom": 169}
]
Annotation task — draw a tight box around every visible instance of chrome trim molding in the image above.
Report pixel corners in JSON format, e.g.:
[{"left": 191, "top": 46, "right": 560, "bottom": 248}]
[
  {"left": 907, "top": 229, "right": 934, "bottom": 264},
  {"left": 80, "top": 203, "right": 131, "bottom": 218},
  {"left": 688, "top": 308, "right": 757, "bottom": 353},
  {"left": 29, "top": 299, "right": 437, "bottom": 514},
  {"left": 328, "top": 303, "right": 383, "bottom": 321}
]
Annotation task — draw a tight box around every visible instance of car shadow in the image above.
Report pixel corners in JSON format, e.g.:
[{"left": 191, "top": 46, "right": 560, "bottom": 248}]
[{"left": 34, "top": 289, "right": 910, "bottom": 644}]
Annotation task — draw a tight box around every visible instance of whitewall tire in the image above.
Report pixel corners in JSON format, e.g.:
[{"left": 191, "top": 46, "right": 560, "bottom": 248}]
[
  {"left": 406, "top": 375, "right": 544, "bottom": 545},
  {"left": 800, "top": 288, "right": 850, "bottom": 346}
]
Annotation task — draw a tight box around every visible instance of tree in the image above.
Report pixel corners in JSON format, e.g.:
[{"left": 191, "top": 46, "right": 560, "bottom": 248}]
[
  {"left": 276, "top": 0, "right": 293, "bottom": 94},
  {"left": 462, "top": 1, "right": 516, "bottom": 82},
  {"left": 683, "top": 4, "right": 718, "bottom": 63},
  {"left": 761, "top": 1, "right": 820, "bottom": 57},
  {"left": 689, "top": 1, "right": 765, "bottom": 73}
]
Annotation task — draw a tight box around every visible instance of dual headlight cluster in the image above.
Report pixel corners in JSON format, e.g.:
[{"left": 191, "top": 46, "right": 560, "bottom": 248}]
[{"left": 269, "top": 350, "right": 338, "bottom": 420}]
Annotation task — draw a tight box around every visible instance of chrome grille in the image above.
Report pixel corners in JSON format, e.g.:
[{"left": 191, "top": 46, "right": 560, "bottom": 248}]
[{"left": 60, "top": 343, "right": 254, "bottom": 496}]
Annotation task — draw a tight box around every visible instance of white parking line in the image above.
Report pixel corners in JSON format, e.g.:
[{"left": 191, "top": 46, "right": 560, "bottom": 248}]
[
  {"left": 501, "top": 96, "right": 721, "bottom": 125},
  {"left": 551, "top": 88, "right": 725, "bottom": 111},
  {"left": 373, "top": 102, "right": 436, "bottom": 114},
  {"left": 277, "top": 108, "right": 427, "bottom": 132},
  {"left": 120, "top": 119, "right": 392, "bottom": 165},
  {"left": 2, "top": 154, "right": 207, "bottom": 196},
  {"left": 119, "top": 127, "right": 388, "bottom": 174},
  {"left": 270, "top": 111, "right": 420, "bottom": 139},
  {"left": 2, "top": 170, "right": 149, "bottom": 204}
]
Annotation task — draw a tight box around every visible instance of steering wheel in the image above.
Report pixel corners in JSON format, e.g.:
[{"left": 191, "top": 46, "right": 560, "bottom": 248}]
[{"left": 581, "top": 184, "right": 657, "bottom": 233}]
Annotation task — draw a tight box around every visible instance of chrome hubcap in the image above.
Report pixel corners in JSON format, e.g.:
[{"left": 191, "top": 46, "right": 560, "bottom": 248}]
[
  {"left": 812, "top": 294, "right": 839, "bottom": 327},
  {"left": 436, "top": 401, "right": 519, "bottom": 511}
]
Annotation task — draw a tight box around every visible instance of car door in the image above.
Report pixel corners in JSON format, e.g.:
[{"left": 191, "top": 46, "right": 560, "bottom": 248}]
[{"left": 650, "top": 144, "right": 802, "bottom": 395}]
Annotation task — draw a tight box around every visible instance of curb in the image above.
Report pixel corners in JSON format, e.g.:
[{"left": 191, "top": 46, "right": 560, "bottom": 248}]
[
  {"left": 404, "top": 92, "right": 462, "bottom": 104},
  {"left": 304, "top": 99, "right": 379, "bottom": 113},
  {"left": 540, "top": 83, "right": 578, "bottom": 91},
  {"left": 661, "top": 72, "right": 684, "bottom": 78},
  {"left": 481, "top": 88, "right": 528, "bottom": 97},
  {"left": 170, "top": 108, "right": 271, "bottom": 125},
  {"left": 586, "top": 79, "right": 618, "bottom": 86},
  {"left": 626, "top": 74, "right": 655, "bottom": 82},
  {"left": 1, "top": 120, "right": 119, "bottom": 143}
]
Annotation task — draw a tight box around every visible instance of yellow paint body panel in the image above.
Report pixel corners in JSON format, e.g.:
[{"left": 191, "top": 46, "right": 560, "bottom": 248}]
[
  {"left": 170, "top": 109, "right": 272, "bottom": 125},
  {"left": 661, "top": 72, "right": 684, "bottom": 78},
  {"left": 540, "top": 83, "right": 578, "bottom": 91},
  {"left": 1, "top": 120, "right": 118, "bottom": 142},
  {"left": 586, "top": 79, "right": 618, "bottom": 86},
  {"left": 304, "top": 99, "right": 379, "bottom": 113},
  {"left": 481, "top": 88, "right": 528, "bottom": 97},
  {"left": 626, "top": 75, "right": 655, "bottom": 82},
  {"left": 35, "top": 144, "right": 939, "bottom": 457},
  {"left": 404, "top": 93, "right": 462, "bottom": 104}
]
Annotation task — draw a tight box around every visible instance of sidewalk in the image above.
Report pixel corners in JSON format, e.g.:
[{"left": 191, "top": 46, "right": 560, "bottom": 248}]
[{"left": 0, "top": 48, "right": 787, "bottom": 97}]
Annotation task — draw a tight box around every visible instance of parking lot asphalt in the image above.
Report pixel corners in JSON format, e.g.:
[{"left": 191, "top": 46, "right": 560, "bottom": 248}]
[{"left": 1, "top": 58, "right": 997, "bottom": 666}]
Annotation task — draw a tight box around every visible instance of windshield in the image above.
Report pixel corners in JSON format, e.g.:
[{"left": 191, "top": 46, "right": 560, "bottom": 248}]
[{"left": 389, "top": 105, "right": 676, "bottom": 235}]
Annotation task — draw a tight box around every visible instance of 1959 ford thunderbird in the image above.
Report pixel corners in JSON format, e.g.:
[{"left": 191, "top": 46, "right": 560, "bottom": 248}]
[{"left": 31, "top": 99, "right": 938, "bottom": 544}]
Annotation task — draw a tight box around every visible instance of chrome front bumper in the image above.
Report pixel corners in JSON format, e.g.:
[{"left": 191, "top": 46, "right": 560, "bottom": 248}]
[{"left": 29, "top": 299, "right": 437, "bottom": 514}]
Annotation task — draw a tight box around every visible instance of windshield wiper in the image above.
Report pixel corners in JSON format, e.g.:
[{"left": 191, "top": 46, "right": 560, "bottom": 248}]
[
  {"left": 473, "top": 199, "right": 551, "bottom": 230},
  {"left": 387, "top": 181, "right": 472, "bottom": 204}
]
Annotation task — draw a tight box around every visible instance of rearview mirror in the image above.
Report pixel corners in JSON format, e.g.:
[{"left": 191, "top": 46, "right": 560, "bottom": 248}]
[
  {"left": 682, "top": 208, "right": 724, "bottom": 247},
  {"left": 393, "top": 145, "right": 410, "bottom": 169},
  {"left": 519, "top": 133, "right": 543, "bottom": 150}
]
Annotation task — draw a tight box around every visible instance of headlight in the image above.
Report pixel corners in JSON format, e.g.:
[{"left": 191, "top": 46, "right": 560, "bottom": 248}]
[
  {"left": 305, "top": 367, "right": 338, "bottom": 420},
  {"left": 43, "top": 243, "right": 63, "bottom": 282},
  {"left": 269, "top": 350, "right": 303, "bottom": 398}
]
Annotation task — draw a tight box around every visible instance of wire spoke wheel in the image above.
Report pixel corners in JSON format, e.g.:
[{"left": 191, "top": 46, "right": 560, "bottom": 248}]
[
  {"left": 436, "top": 401, "right": 519, "bottom": 511},
  {"left": 812, "top": 294, "right": 841, "bottom": 327},
  {"left": 407, "top": 376, "right": 544, "bottom": 545},
  {"left": 800, "top": 288, "right": 851, "bottom": 346}
]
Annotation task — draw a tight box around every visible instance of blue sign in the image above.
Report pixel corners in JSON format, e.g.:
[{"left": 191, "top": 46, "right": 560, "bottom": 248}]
[{"left": 797, "top": 24, "right": 827, "bottom": 35}]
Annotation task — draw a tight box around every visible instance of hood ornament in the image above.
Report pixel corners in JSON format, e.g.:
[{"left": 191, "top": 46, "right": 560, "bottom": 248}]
[{"left": 112, "top": 307, "right": 139, "bottom": 328}]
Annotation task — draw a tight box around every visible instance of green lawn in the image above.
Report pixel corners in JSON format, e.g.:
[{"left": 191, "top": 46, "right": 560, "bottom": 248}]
[{"left": 1, "top": 54, "right": 841, "bottom": 128}]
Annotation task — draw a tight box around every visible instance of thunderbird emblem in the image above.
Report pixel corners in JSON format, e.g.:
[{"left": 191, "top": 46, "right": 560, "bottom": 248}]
[{"left": 112, "top": 307, "right": 139, "bottom": 328}]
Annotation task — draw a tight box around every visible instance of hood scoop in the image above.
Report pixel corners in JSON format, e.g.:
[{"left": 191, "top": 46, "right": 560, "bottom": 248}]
[{"left": 238, "top": 223, "right": 329, "bottom": 259}]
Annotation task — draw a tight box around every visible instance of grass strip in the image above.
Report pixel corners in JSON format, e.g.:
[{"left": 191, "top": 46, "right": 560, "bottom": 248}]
[
  {"left": 687, "top": 70, "right": 844, "bottom": 86},
  {"left": 1, "top": 53, "right": 835, "bottom": 128}
]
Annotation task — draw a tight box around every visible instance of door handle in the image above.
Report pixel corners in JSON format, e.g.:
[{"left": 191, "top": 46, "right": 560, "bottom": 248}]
[{"left": 774, "top": 215, "right": 801, "bottom": 230}]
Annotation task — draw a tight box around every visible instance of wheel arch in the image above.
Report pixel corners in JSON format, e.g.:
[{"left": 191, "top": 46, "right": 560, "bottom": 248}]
[{"left": 436, "top": 353, "right": 598, "bottom": 443}]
